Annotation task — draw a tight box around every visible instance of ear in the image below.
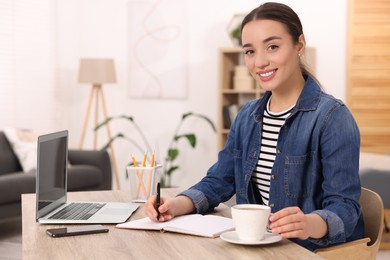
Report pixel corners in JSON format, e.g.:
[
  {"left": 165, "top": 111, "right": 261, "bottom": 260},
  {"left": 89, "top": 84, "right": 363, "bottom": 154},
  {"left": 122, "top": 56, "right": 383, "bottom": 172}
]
[{"left": 297, "top": 34, "right": 306, "bottom": 56}]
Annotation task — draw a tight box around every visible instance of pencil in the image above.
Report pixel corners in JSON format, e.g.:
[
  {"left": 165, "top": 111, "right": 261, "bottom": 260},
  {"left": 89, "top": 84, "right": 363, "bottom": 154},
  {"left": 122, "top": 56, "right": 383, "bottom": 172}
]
[
  {"left": 142, "top": 152, "right": 147, "bottom": 167},
  {"left": 150, "top": 151, "right": 155, "bottom": 167},
  {"left": 132, "top": 154, "right": 147, "bottom": 198},
  {"left": 140, "top": 152, "right": 148, "bottom": 196},
  {"left": 146, "top": 150, "right": 155, "bottom": 197},
  {"left": 131, "top": 154, "right": 138, "bottom": 167}
]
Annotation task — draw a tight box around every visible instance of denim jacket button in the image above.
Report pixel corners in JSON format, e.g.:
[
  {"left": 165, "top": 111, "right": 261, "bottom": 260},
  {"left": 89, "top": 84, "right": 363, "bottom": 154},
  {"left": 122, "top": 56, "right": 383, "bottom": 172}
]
[
  {"left": 271, "top": 175, "right": 276, "bottom": 180},
  {"left": 277, "top": 149, "right": 282, "bottom": 154},
  {"left": 269, "top": 203, "right": 275, "bottom": 208}
]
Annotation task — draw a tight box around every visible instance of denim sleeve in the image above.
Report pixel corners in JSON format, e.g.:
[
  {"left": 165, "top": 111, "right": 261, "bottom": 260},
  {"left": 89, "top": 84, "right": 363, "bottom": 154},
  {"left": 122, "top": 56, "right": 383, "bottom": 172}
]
[
  {"left": 308, "top": 210, "right": 345, "bottom": 246},
  {"left": 311, "top": 102, "right": 362, "bottom": 246},
  {"left": 178, "top": 189, "right": 209, "bottom": 214}
]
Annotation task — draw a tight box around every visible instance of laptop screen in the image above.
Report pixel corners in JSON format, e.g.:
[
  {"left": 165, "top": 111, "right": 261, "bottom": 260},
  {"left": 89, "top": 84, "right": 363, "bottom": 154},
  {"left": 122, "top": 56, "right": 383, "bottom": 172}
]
[{"left": 36, "top": 130, "right": 68, "bottom": 220}]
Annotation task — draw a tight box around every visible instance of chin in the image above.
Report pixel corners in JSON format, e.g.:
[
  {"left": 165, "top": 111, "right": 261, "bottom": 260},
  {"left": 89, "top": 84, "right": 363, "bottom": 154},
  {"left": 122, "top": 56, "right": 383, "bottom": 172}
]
[{"left": 258, "top": 82, "right": 276, "bottom": 92}]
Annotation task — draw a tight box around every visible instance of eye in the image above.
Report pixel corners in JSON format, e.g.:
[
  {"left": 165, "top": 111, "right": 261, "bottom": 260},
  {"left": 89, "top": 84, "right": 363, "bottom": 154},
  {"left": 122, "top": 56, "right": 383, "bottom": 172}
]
[
  {"left": 243, "top": 49, "right": 254, "bottom": 56},
  {"left": 267, "top": 44, "right": 279, "bottom": 52}
]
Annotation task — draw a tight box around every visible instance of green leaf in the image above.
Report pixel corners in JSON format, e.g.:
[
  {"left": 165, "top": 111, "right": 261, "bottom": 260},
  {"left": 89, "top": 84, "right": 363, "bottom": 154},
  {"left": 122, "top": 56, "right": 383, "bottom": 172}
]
[
  {"left": 180, "top": 112, "right": 216, "bottom": 133},
  {"left": 94, "top": 115, "right": 134, "bottom": 131},
  {"left": 193, "top": 114, "right": 217, "bottom": 132},
  {"left": 100, "top": 133, "right": 125, "bottom": 150},
  {"left": 167, "top": 166, "right": 179, "bottom": 176},
  {"left": 168, "top": 149, "right": 179, "bottom": 161},
  {"left": 94, "top": 117, "right": 115, "bottom": 131},
  {"left": 174, "top": 134, "right": 196, "bottom": 148},
  {"left": 182, "top": 112, "right": 193, "bottom": 120},
  {"left": 118, "top": 115, "right": 134, "bottom": 122}
]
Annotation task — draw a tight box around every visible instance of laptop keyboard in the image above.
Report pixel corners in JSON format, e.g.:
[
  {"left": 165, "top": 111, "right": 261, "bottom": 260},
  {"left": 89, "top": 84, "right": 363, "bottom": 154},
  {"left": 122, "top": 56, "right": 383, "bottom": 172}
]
[{"left": 49, "top": 202, "right": 106, "bottom": 220}]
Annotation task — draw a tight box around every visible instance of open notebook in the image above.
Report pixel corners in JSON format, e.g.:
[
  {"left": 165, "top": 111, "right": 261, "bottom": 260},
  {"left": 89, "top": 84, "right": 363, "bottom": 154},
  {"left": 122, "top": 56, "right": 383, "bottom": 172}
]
[{"left": 116, "top": 214, "right": 234, "bottom": 238}]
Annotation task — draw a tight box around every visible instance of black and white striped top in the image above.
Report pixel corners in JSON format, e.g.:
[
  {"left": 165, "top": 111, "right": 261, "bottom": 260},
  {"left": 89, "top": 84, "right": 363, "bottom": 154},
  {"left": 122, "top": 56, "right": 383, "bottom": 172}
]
[{"left": 252, "top": 99, "right": 294, "bottom": 205}]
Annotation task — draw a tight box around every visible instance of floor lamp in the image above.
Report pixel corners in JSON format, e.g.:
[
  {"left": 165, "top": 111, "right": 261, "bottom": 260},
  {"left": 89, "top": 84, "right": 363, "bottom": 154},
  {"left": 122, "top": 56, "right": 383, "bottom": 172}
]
[{"left": 78, "top": 58, "right": 121, "bottom": 189}]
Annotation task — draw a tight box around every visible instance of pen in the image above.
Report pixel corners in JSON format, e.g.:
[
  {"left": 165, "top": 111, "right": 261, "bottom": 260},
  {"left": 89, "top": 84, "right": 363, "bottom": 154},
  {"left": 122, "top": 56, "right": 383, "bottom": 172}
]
[{"left": 156, "top": 182, "right": 161, "bottom": 221}]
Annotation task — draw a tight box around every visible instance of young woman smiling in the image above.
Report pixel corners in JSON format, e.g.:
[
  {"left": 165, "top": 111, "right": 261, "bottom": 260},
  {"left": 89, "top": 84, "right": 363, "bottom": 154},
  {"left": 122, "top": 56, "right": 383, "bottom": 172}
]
[{"left": 145, "top": 2, "right": 364, "bottom": 251}]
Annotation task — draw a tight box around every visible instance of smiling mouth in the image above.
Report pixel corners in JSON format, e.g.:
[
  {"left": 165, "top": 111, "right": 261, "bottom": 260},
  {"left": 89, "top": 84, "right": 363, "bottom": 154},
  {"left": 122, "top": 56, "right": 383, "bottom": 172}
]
[
  {"left": 257, "top": 69, "right": 277, "bottom": 81},
  {"left": 260, "top": 71, "right": 274, "bottom": 77}
]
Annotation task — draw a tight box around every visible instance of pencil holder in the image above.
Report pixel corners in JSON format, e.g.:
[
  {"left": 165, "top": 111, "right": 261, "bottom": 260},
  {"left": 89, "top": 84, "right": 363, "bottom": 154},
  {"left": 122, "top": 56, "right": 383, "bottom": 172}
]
[{"left": 127, "top": 165, "right": 162, "bottom": 202}]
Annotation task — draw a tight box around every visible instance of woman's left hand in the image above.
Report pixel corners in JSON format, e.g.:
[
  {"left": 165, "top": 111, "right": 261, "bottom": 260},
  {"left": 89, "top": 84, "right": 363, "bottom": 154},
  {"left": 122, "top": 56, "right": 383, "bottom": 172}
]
[{"left": 269, "top": 206, "right": 327, "bottom": 239}]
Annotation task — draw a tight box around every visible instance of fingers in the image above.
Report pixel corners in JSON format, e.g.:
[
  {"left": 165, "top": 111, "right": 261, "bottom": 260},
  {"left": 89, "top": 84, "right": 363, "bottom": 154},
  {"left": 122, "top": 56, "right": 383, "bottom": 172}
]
[
  {"left": 269, "top": 206, "right": 301, "bottom": 222},
  {"left": 269, "top": 207, "right": 309, "bottom": 240},
  {"left": 144, "top": 196, "right": 174, "bottom": 222},
  {"left": 156, "top": 198, "right": 174, "bottom": 222},
  {"left": 145, "top": 195, "right": 159, "bottom": 221}
]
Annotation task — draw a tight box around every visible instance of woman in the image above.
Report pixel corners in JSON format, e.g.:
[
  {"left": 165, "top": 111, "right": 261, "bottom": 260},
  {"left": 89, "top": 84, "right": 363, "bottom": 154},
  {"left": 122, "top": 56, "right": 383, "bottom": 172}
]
[{"left": 145, "top": 2, "right": 364, "bottom": 251}]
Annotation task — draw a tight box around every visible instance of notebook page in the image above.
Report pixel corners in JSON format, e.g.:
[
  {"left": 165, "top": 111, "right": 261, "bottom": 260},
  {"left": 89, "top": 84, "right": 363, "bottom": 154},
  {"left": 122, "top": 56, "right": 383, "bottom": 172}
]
[{"left": 116, "top": 214, "right": 234, "bottom": 237}]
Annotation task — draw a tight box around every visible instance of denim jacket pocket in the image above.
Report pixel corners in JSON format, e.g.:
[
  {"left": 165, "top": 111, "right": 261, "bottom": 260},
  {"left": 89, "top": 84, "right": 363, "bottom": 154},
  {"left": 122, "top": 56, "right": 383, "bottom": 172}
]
[{"left": 283, "top": 153, "right": 314, "bottom": 198}]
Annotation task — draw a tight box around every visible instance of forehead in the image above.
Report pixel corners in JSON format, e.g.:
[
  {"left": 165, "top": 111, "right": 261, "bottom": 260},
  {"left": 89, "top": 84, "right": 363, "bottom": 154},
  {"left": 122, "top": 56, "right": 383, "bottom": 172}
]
[{"left": 241, "top": 19, "right": 290, "bottom": 43}]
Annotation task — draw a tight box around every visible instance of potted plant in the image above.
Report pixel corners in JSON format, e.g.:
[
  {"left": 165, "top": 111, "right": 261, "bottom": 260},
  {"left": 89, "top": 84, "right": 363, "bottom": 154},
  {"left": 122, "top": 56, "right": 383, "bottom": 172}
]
[
  {"left": 230, "top": 25, "right": 241, "bottom": 46},
  {"left": 94, "top": 112, "right": 216, "bottom": 187},
  {"left": 226, "top": 13, "right": 246, "bottom": 46}
]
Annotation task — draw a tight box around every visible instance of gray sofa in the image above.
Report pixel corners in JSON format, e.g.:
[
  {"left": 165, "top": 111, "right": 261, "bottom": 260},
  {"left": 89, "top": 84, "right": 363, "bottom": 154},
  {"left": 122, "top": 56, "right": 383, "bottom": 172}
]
[{"left": 0, "top": 131, "right": 112, "bottom": 221}]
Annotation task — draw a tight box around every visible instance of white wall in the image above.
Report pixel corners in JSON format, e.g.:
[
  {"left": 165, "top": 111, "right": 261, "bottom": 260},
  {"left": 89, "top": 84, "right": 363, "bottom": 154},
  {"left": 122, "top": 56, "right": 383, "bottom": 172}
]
[{"left": 3, "top": 0, "right": 348, "bottom": 189}]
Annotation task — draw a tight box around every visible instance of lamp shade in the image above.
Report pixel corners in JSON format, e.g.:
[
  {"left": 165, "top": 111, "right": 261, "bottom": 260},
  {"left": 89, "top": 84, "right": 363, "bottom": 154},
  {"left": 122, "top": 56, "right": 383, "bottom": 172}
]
[{"left": 78, "top": 58, "right": 116, "bottom": 84}]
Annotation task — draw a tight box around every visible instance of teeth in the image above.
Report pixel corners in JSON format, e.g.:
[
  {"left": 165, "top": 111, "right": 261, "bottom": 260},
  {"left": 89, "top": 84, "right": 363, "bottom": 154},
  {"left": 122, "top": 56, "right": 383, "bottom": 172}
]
[{"left": 260, "top": 71, "right": 274, "bottom": 77}]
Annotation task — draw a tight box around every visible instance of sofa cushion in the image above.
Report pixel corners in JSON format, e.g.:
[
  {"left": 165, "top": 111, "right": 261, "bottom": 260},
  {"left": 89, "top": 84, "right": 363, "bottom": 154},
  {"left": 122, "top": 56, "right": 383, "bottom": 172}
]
[
  {"left": 67, "top": 165, "right": 104, "bottom": 191},
  {"left": 0, "top": 132, "right": 22, "bottom": 175},
  {"left": 0, "top": 166, "right": 104, "bottom": 205},
  {"left": 0, "top": 172, "right": 36, "bottom": 204},
  {"left": 2, "top": 128, "right": 39, "bottom": 172}
]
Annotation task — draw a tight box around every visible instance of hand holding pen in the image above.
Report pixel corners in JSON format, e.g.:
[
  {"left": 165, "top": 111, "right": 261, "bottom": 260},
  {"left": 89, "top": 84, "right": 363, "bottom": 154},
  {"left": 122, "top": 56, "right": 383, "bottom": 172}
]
[{"left": 145, "top": 192, "right": 196, "bottom": 222}]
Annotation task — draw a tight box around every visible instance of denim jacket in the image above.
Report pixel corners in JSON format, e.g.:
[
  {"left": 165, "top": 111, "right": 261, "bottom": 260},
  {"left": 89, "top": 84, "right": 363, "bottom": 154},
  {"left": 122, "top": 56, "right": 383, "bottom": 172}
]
[{"left": 180, "top": 76, "right": 364, "bottom": 251}]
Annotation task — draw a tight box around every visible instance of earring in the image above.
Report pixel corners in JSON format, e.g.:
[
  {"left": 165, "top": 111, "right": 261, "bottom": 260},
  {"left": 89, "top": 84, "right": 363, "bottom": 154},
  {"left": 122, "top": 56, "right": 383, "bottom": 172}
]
[{"left": 298, "top": 53, "right": 302, "bottom": 57}]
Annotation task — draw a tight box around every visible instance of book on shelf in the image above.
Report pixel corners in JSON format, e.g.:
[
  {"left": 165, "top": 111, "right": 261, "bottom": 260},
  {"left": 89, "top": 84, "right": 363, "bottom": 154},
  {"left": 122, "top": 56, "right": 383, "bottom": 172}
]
[
  {"left": 116, "top": 214, "right": 234, "bottom": 238},
  {"left": 223, "top": 104, "right": 239, "bottom": 128}
]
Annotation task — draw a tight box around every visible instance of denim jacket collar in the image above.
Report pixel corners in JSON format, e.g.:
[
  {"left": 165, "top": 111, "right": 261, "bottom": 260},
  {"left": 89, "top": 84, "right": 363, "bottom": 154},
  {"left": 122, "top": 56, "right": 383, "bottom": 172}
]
[{"left": 251, "top": 76, "right": 322, "bottom": 122}]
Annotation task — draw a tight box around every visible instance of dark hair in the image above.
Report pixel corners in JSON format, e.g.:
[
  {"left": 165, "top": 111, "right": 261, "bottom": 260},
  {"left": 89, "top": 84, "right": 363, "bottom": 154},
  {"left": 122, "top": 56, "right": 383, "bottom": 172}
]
[{"left": 241, "top": 2, "right": 316, "bottom": 81}]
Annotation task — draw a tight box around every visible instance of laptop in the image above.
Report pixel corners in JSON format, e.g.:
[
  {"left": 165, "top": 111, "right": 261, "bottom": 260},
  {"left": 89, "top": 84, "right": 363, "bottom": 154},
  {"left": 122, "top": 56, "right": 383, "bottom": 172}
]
[{"left": 35, "top": 130, "right": 139, "bottom": 224}]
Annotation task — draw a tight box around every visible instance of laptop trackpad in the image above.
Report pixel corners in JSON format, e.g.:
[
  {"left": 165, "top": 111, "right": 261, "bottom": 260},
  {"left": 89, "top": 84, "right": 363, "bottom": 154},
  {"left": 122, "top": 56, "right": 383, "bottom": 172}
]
[{"left": 100, "top": 208, "right": 132, "bottom": 215}]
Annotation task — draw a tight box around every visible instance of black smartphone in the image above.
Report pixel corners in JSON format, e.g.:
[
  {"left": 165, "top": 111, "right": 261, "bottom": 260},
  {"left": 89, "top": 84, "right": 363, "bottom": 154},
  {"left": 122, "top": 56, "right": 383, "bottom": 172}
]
[{"left": 46, "top": 225, "right": 109, "bottom": 238}]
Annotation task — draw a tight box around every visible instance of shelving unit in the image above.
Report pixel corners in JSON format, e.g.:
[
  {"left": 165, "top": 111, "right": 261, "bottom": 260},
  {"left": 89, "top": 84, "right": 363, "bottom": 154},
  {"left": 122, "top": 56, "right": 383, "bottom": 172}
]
[{"left": 217, "top": 47, "right": 264, "bottom": 150}]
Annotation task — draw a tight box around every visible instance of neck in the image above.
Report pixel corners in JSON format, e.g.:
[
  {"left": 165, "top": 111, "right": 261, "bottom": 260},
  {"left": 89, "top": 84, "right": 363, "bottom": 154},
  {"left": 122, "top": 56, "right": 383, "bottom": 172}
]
[{"left": 269, "top": 74, "right": 305, "bottom": 112}]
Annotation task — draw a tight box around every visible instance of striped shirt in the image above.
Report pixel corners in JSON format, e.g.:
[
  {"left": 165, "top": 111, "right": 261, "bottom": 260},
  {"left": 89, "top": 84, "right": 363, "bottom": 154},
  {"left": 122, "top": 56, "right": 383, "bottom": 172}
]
[{"left": 252, "top": 98, "right": 294, "bottom": 205}]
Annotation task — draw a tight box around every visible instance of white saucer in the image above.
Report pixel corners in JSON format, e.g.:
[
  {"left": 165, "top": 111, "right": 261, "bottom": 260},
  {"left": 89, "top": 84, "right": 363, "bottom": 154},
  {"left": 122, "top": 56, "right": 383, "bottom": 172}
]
[{"left": 220, "top": 231, "right": 282, "bottom": 245}]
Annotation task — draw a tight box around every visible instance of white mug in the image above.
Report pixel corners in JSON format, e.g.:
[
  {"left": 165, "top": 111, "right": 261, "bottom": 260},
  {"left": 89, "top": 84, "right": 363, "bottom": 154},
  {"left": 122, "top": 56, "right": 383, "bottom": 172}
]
[{"left": 231, "top": 204, "right": 271, "bottom": 241}]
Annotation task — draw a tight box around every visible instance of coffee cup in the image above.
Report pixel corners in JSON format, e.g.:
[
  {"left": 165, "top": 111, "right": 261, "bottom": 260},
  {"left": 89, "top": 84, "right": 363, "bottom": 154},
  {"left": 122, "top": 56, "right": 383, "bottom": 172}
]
[{"left": 231, "top": 204, "right": 271, "bottom": 241}]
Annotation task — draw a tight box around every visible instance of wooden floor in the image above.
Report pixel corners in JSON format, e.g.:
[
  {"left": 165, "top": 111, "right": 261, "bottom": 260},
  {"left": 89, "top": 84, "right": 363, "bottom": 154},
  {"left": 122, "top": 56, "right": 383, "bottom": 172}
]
[{"left": 1, "top": 217, "right": 390, "bottom": 260}]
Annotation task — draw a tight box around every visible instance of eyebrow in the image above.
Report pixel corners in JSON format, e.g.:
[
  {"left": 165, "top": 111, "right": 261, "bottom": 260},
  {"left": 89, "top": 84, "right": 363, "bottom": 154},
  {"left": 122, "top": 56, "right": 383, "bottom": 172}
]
[
  {"left": 262, "top": 36, "right": 282, "bottom": 43},
  {"left": 242, "top": 36, "right": 283, "bottom": 49}
]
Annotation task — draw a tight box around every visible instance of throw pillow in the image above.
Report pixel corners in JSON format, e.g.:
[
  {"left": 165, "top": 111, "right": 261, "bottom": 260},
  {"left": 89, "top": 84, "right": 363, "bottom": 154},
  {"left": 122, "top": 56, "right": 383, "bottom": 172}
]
[{"left": 3, "top": 127, "right": 40, "bottom": 172}]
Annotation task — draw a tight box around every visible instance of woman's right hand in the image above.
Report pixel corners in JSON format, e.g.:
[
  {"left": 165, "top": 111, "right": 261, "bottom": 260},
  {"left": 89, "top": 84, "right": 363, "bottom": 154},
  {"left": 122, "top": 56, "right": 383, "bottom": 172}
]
[
  {"left": 145, "top": 195, "right": 196, "bottom": 222},
  {"left": 145, "top": 195, "right": 174, "bottom": 222}
]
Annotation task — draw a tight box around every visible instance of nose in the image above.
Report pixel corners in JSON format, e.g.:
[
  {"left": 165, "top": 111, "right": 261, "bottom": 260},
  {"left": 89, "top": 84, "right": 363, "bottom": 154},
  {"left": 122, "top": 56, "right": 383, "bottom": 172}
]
[{"left": 254, "top": 52, "right": 269, "bottom": 68}]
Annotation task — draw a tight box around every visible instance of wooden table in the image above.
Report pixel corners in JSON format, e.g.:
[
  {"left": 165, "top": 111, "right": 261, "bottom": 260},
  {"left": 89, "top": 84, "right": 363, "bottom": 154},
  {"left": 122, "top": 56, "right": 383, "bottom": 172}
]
[{"left": 22, "top": 189, "right": 322, "bottom": 259}]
